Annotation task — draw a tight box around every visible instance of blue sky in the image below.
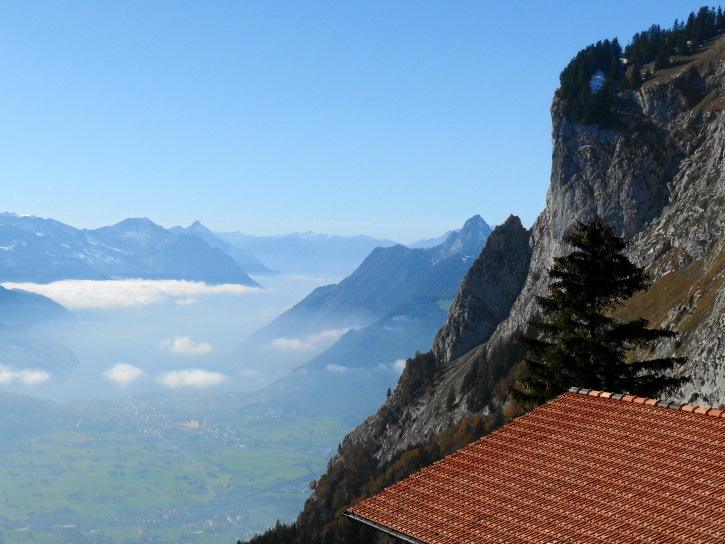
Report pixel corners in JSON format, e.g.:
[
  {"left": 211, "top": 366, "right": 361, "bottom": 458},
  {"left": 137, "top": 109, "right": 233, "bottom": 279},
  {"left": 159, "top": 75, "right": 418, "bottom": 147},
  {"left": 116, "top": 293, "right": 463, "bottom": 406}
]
[{"left": 0, "top": 1, "right": 706, "bottom": 242}]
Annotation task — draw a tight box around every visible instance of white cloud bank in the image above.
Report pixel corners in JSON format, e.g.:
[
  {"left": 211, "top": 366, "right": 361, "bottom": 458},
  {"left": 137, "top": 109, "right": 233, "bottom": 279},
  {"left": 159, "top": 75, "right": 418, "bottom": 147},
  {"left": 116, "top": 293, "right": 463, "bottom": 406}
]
[
  {"left": 0, "top": 279, "right": 259, "bottom": 309},
  {"left": 159, "top": 336, "right": 213, "bottom": 355},
  {"left": 158, "top": 369, "right": 228, "bottom": 388},
  {"left": 268, "top": 328, "right": 351, "bottom": 352},
  {"left": 103, "top": 363, "right": 146, "bottom": 386},
  {"left": 326, "top": 364, "right": 349, "bottom": 373},
  {"left": 0, "top": 365, "right": 51, "bottom": 385}
]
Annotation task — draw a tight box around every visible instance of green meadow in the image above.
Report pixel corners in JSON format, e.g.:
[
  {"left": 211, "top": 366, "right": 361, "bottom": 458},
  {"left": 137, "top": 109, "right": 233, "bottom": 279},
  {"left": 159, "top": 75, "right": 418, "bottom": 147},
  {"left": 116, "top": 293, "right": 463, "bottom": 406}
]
[{"left": 0, "top": 394, "right": 348, "bottom": 544}]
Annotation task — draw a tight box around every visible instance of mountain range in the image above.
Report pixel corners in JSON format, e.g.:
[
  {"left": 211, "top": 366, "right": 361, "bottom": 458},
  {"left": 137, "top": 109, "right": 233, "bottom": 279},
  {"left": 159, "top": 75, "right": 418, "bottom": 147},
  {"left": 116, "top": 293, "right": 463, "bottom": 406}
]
[
  {"left": 236, "top": 215, "right": 493, "bottom": 422},
  {"left": 0, "top": 214, "right": 259, "bottom": 286},
  {"left": 0, "top": 212, "right": 412, "bottom": 286},
  {"left": 169, "top": 220, "right": 276, "bottom": 276}
]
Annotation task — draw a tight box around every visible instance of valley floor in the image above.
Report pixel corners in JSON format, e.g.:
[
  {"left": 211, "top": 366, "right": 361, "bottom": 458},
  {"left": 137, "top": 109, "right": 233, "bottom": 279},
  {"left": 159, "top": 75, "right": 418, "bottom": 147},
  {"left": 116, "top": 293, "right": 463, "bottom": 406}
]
[{"left": 0, "top": 393, "right": 349, "bottom": 544}]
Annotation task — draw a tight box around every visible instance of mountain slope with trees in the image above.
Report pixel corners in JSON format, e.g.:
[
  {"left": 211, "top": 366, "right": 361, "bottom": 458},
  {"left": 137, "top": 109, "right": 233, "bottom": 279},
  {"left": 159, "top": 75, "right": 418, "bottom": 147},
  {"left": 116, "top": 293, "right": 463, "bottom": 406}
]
[
  {"left": 558, "top": 5, "right": 725, "bottom": 125},
  {"left": 240, "top": 13, "right": 725, "bottom": 544},
  {"left": 513, "top": 217, "right": 688, "bottom": 409}
]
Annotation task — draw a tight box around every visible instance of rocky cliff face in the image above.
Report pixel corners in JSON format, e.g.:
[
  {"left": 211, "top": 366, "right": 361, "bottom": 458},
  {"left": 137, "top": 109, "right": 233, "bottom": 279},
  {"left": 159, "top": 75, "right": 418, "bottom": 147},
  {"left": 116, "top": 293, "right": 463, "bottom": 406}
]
[
  {"left": 251, "top": 32, "right": 725, "bottom": 544},
  {"left": 431, "top": 215, "right": 530, "bottom": 366}
]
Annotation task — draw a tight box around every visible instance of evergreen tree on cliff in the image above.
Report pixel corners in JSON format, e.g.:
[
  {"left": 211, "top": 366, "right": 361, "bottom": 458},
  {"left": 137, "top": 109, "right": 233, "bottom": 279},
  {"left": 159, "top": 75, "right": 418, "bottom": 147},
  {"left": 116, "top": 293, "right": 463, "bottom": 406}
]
[{"left": 512, "top": 217, "right": 688, "bottom": 408}]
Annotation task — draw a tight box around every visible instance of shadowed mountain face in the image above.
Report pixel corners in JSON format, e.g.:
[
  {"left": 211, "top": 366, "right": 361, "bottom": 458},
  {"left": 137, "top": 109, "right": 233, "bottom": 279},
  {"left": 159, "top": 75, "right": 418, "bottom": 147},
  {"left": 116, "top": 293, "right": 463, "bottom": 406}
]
[
  {"left": 0, "top": 285, "right": 70, "bottom": 330},
  {"left": 245, "top": 300, "right": 449, "bottom": 425},
  {"left": 0, "top": 286, "right": 77, "bottom": 380},
  {"left": 236, "top": 216, "right": 493, "bottom": 423},
  {"left": 0, "top": 214, "right": 259, "bottom": 286},
  {"left": 235, "top": 214, "right": 492, "bottom": 349}
]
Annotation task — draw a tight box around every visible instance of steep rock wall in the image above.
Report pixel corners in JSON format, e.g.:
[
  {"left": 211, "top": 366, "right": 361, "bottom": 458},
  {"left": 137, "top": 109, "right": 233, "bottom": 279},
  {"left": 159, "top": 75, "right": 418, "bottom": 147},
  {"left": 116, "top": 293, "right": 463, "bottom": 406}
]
[
  {"left": 431, "top": 215, "right": 531, "bottom": 366},
  {"left": 257, "top": 33, "right": 725, "bottom": 544}
]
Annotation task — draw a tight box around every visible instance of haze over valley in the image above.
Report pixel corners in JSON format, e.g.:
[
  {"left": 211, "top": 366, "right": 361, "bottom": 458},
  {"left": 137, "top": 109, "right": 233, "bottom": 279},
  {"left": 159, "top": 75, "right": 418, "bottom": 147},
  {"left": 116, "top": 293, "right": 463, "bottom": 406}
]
[
  {"left": 0, "top": 209, "right": 494, "bottom": 542},
  {"left": 0, "top": 213, "right": 412, "bottom": 401},
  {"left": 3, "top": 2, "right": 720, "bottom": 544}
]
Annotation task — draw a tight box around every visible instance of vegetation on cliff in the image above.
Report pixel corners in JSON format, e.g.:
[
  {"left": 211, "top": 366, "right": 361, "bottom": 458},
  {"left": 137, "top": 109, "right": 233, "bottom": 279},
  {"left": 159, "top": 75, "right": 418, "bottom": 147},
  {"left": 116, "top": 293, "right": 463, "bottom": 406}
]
[
  {"left": 242, "top": 412, "right": 501, "bottom": 544},
  {"left": 558, "top": 5, "right": 725, "bottom": 124},
  {"left": 512, "top": 217, "right": 688, "bottom": 409}
]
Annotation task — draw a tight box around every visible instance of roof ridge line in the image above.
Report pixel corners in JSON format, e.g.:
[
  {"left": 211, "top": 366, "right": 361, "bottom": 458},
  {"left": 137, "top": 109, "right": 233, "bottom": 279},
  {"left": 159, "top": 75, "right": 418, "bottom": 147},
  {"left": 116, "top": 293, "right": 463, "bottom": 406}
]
[{"left": 567, "top": 387, "right": 725, "bottom": 418}]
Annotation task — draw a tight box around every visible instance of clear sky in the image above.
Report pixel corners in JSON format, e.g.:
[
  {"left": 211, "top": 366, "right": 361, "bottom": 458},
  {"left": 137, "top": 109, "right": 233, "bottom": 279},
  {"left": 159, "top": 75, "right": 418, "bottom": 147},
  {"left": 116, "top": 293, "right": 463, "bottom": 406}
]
[{"left": 0, "top": 1, "right": 706, "bottom": 243}]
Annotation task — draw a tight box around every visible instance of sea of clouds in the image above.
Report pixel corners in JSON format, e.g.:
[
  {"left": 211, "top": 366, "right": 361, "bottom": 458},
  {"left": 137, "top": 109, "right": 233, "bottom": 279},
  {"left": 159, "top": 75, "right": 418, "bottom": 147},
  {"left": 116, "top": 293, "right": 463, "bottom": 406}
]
[{"left": 0, "top": 275, "right": 337, "bottom": 400}]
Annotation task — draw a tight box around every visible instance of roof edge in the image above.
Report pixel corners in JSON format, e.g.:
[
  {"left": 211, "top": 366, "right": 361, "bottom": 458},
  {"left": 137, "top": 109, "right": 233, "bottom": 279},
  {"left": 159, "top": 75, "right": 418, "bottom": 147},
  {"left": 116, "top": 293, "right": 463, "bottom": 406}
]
[
  {"left": 343, "top": 512, "right": 428, "bottom": 544},
  {"left": 567, "top": 387, "right": 725, "bottom": 418}
]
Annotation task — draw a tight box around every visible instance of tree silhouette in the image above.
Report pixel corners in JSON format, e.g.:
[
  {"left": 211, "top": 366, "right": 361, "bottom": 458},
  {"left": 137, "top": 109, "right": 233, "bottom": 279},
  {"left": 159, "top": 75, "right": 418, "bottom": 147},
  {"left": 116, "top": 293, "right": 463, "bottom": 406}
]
[{"left": 512, "top": 217, "right": 688, "bottom": 408}]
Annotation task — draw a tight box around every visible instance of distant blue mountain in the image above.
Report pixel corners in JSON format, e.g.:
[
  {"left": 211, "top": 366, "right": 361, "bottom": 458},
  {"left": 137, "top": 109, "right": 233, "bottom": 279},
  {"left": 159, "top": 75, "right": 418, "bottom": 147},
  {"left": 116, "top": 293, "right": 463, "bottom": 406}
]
[
  {"left": 407, "top": 230, "right": 456, "bottom": 249},
  {"left": 170, "top": 221, "right": 276, "bottom": 275},
  {"left": 246, "top": 299, "right": 448, "bottom": 423},
  {"left": 237, "top": 215, "right": 492, "bottom": 344},
  {"left": 0, "top": 213, "right": 259, "bottom": 286},
  {"left": 216, "top": 230, "right": 399, "bottom": 277},
  {"left": 234, "top": 216, "right": 494, "bottom": 423}
]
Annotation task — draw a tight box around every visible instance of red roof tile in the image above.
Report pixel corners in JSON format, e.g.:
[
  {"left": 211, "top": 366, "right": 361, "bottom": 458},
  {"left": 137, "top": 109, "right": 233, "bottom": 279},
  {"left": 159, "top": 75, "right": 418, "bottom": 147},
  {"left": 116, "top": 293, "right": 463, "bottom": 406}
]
[{"left": 347, "top": 391, "right": 725, "bottom": 544}]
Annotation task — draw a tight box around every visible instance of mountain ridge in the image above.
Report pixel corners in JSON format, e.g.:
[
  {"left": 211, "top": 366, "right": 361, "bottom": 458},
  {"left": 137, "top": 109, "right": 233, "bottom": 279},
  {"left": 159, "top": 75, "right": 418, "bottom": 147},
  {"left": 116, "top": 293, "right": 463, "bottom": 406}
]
[
  {"left": 216, "top": 230, "right": 400, "bottom": 277},
  {"left": 170, "top": 221, "right": 276, "bottom": 276},
  {"left": 231, "top": 216, "right": 492, "bottom": 418},
  {"left": 231, "top": 216, "right": 492, "bottom": 362},
  {"left": 0, "top": 213, "right": 259, "bottom": 286}
]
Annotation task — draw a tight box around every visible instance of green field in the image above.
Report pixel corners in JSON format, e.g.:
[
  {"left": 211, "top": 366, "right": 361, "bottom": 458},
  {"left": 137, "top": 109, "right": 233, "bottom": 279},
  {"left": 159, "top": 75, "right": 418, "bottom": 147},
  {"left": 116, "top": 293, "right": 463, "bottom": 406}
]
[{"left": 0, "top": 394, "right": 348, "bottom": 543}]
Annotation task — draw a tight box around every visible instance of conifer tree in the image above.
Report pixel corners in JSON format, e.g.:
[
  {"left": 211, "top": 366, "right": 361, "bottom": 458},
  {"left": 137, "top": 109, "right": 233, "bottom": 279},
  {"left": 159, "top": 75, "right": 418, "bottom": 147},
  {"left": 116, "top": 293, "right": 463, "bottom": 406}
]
[{"left": 512, "top": 217, "right": 688, "bottom": 408}]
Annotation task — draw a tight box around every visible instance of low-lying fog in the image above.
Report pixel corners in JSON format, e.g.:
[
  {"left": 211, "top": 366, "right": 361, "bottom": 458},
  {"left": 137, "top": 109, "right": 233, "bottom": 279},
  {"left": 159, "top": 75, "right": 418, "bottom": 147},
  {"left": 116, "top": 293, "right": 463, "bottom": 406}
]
[{"left": 1, "top": 275, "right": 339, "bottom": 402}]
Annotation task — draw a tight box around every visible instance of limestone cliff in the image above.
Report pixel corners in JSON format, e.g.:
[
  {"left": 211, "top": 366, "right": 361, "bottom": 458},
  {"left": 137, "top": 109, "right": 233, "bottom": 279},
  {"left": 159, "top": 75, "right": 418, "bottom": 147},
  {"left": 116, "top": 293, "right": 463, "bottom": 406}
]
[{"left": 245, "top": 30, "right": 725, "bottom": 544}]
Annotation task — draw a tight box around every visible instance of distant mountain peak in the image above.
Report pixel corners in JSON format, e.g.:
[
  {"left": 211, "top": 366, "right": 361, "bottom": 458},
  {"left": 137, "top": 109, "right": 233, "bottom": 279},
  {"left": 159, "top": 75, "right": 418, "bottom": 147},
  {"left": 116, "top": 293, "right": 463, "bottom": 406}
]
[
  {"left": 112, "top": 217, "right": 162, "bottom": 231},
  {"left": 459, "top": 214, "right": 490, "bottom": 232},
  {"left": 435, "top": 215, "right": 493, "bottom": 261},
  {"left": 186, "top": 220, "right": 214, "bottom": 235}
]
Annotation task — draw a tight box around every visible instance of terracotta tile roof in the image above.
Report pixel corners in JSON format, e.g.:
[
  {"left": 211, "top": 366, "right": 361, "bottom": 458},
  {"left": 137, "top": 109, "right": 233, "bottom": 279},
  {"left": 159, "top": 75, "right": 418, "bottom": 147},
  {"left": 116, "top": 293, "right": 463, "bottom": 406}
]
[{"left": 346, "top": 389, "right": 725, "bottom": 544}]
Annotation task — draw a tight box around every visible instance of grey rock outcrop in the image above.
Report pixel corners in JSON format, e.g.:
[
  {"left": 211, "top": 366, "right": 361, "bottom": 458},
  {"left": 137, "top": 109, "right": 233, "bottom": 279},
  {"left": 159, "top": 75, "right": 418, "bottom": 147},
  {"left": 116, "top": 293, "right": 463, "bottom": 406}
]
[{"left": 431, "top": 215, "right": 531, "bottom": 365}]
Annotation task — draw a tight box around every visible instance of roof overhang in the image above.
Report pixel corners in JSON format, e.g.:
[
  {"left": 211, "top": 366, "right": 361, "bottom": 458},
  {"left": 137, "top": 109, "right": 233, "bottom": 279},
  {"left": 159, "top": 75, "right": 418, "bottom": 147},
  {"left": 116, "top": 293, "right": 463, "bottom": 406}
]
[{"left": 343, "top": 512, "right": 427, "bottom": 544}]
